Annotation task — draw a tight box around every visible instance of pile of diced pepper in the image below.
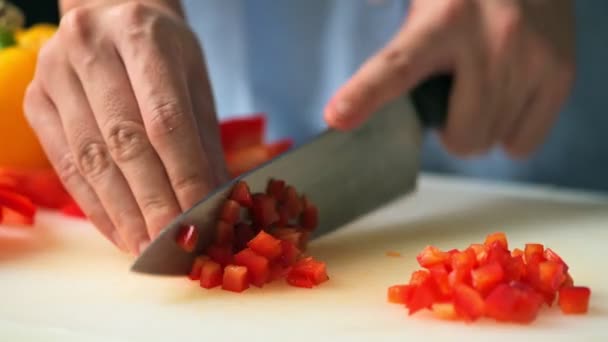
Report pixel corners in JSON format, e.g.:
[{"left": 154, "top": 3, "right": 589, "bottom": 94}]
[
  {"left": 388, "top": 232, "right": 591, "bottom": 323},
  {"left": 176, "top": 179, "right": 328, "bottom": 292}
]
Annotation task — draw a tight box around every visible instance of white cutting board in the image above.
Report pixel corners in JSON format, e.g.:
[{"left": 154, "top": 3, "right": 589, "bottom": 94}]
[{"left": 1, "top": 174, "right": 607, "bottom": 342}]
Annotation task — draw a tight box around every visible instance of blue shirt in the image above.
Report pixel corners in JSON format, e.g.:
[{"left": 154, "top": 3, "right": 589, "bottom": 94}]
[{"left": 182, "top": 0, "right": 608, "bottom": 192}]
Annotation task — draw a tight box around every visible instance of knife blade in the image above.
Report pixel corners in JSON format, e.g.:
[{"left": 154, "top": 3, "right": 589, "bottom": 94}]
[{"left": 131, "top": 75, "right": 451, "bottom": 275}]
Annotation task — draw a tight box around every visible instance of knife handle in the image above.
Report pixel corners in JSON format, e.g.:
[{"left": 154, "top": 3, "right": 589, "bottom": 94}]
[{"left": 411, "top": 74, "right": 453, "bottom": 129}]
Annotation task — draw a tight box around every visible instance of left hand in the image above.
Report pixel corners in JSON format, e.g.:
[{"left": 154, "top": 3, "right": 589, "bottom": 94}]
[{"left": 324, "top": 0, "right": 575, "bottom": 158}]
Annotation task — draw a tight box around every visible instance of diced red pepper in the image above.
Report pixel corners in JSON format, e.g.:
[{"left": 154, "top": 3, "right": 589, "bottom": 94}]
[
  {"left": 272, "top": 227, "right": 303, "bottom": 247},
  {"left": 234, "top": 222, "right": 256, "bottom": 252},
  {"left": 485, "top": 241, "right": 511, "bottom": 267},
  {"left": 407, "top": 283, "right": 436, "bottom": 315},
  {"left": 451, "top": 250, "right": 476, "bottom": 273},
  {"left": 276, "top": 206, "right": 290, "bottom": 226},
  {"left": 220, "top": 199, "right": 241, "bottom": 224},
  {"left": 538, "top": 261, "right": 565, "bottom": 293},
  {"left": 214, "top": 220, "right": 234, "bottom": 246},
  {"left": 279, "top": 240, "right": 301, "bottom": 267},
  {"left": 189, "top": 255, "right": 210, "bottom": 280},
  {"left": 432, "top": 303, "right": 459, "bottom": 320},
  {"left": 511, "top": 248, "right": 524, "bottom": 258},
  {"left": 485, "top": 232, "right": 508, "bottom": 250},
  {"left": 206, "top": 245, "right": 234, "bottom": 267},
  {"left": 416, "top": 246, "right": 450, "bottom": 269},
  {"left": 524, "top": 243, "right": 544, "bottom": 264},
  {"left": 280, "top": 186, "right": 302, "bottom": 219},
  {"left": 468, "top": 244, "right": 489, "bottom": 265},
  {"left": 388, "top": 285, "right": 414, "bottom": 304},
  {"left": 300, "top": 204, "right": 319, "bottom": 231},
  {"left": 230, "top": 181, "right": 253, "bottom": 208},
  {"left": 430, "top": 267, "right": 451, "bottom": 299},
  {"left": 0, "top": 168, "right": 71, "bottom": 209},
  {"left": 200, "top": 260, "right": 223, "bottom": 289},
  {"left": 471, "top": 261, "right": 505, "bottom": 295},
  {"left": 222, "top": 265, "right": 249, "bottom": 293},
  {"left": 561, "top": 272, "right": 574, "bottom": 288},
  {"left": 247, "top": 230, "right": 282, "bottom": 260},
  {"left": 266, "top": 179, "right": 285, "bottom": 199},
  {"left": 234, "top": 248, "right": 270, "bottom": 287},
  {"left": 286, "top": 275, "right": 315, "bottom": 288},
  {"left": 175, "top": 225, "right": 198, "bottom": 253},
  {"left": 485, "top": 283, "right": 543, "bottom": 324},
  {"left": 250, "top": 194, "right": 279, "bottom": 229},
  {"left": 409, "top": 270, "right": 431, "bottom": 286},
  {"left": 558, "top": 286, "right": 591, "bottom": 314},
  {"left": 503, "top": 255, "right": 526, "bottom": 282},
  {"left": 544, "top": 248, "right": 569, "bottom": 272},
  {"left": 453, "top": 284, "right": 485, "bottom": 321},
  {"left": 287, "top": 257, "right": 329, "bottom": 286},
  {"left": 448, "top": 268, "right": 471, "bottom": 287}
]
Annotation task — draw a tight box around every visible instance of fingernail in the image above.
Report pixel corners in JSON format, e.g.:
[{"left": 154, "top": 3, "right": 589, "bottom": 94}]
[
  {"left": 111, "top": 231, "right": 128, "bottom": 253},
  {"left": 138, "top": 240, "right": 151, "bottom": 255},
  {"left": 334, "top": 100, "right": 352, "bottom": 119}
]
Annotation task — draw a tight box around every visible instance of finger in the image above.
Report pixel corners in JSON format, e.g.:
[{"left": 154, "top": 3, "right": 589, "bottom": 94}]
[
  {"left": 115, "top": 25, "right": 216, "bottom": 212},
  {"left": 67, "top": 39, "right": 182, "bottom": 239},
  {"left": 42, "top": 59, "right": 149, "bottom": 255},
  {"left": 186, "top": 54, "right": 230, "bottom": 187},
  {"left": 23, "top": 82, "right": 128, "bottom": 252},
  {"left": 324, "top": 20, "right": 452, "bottom": 130},
  {"left": 503, "top": 73, "right": 571, "bottom": 158},
  {"left": 439, "top": 49, "right": 488, "bottom": 156}
]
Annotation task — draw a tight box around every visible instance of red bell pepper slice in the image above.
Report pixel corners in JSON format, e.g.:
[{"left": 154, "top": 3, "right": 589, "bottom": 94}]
[
  {"left": 247, "top": 230, "right": 282, "bottom": 261},
  {"left": 0, "top": 189, "right": 36, "bottom": 223},
  {"left": 234, "top": 247, "right": 270, "bottom": 287},
  {"left": 388, "top": 284, "right": 414, "bottom": 304},
  {"left": 230, "top": 181, "right": 253, "bottom": 208},
  {"left": 200, "top": 260, "right": 223, "bottom": 289},
  {"left": 219, "top": 114, "right": 266, "bottom": 153}
]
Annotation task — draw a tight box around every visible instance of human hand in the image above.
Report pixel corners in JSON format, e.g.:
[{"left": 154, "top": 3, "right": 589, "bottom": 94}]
[
  {"left": 325, "top": 0, "right": 575, "bottom": 158},
  {"left": 24, "top": 1, "right": 228, "bottom": 255}
]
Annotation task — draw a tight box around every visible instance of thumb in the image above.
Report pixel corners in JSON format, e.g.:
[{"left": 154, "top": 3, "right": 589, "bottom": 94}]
[{"left": 324, "top": 21, "right": 451, "bottom": 130}]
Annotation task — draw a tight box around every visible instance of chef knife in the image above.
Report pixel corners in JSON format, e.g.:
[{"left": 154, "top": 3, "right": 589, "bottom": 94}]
[{"left": 131, "top": 75, "right": 452, "bottom": 276}]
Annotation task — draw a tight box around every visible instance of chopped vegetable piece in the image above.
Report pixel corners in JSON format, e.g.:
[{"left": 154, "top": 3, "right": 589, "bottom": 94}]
[
  {"left": 300, "top": 204, "right": 319, "bottom": 231},
  {"left": 538, "top": 261, "right": 565, "bottom": 293},
  {"left": 485, "top": 283, "right": 543, "bottom": 323},
  {"left": 407, "top": 283, "right": 436, "bottom": 315},
  {"left": 230, "top": 181, "right": 253, "bottom": 207},
  {"left": 386, "top": 251, "right": 402, "bottom": 257},
  {"left": 524, "top": 243, "right": 544, "bottom": 264},
  {"left": 451, "top": 250, "right": 476, "bottom": 273},
  {"left": 288, "top": 257, "right": 329, "bottom": 286},
  {"left": 453, "top": 284, "right": 485, "bottom": 321},
  {"left": 175, "top": 225, "right": 198, "bottom": 253},
  {"left": 272, "top": 227, "right": 303, "bottom": 246},
  {"left": 206, "top": 245, "right": 234, "bottom": 266},
  {"left": 276, "top": 206, "right": 290, "bottom": 226},
  {"left": 558, "top": 287, "right": 591, "bottom": 314},
  {"left": 234, "top": 248, "right": 270, "bottom": 287},
  {"left": 417, "top": 245, "right": 450, "bottom": 269},
  {"left": 222, "top": 265, "right": 249, "bottom": 293},
  {"left": 561, "top": 272, "right": 574, "bottom": 288},
  {"left": 432, "top": 303, "right": 459, "bottom": 320},
  {"left": 189, "top": 255, "right": 210, "bottom": 280},
  {"left": 279, "top": 240, "right": 301, "bottom": 266},
  {"left": 234, "top": 223, "right": 256, "bottom": 251},
  {"left": 484, "top": 232, "right": 508, "bottom": 250},
  {"left": 409, "top": 270, "right": 431, "bottom": 286},
  {"left": 215, "top": 220, "right": 234, "bottom": 246},
  {"left": 286, "top": 274, "right": 315, "bottom": 288},
  {"left": 511, "top": 248, "right": 524, "bottom": 257},
  {"left": 468, "top": 244, "right": 489, "bottom": 264},
  {"left": 247, "top": 230, "right": 282, "bottom": 260},
  {"left": 471, "top": 261, "right": 504, "bottom": 295},
  {"left": 280, "top": 186, "right": 302, "bottom": 219},
  {"left": 250, "top": 194, "right": 279, "bottom": 229},
  {"left": 430, "top": 267, "right": 451, "bottom": 299},
  {"left": 200, "top": 260, "right": 223, "bottom": 289},
  {"left": 544, "top": 248, "right": 569, "bottom": 272},
  {"left": 485, "top": 241, "right": 511, "bottom": 267},
  {"left": 503, "top": 255, "right": 525, "bottom": 282},
  {"left": 220, "top": 199, "right": 241, "bottom": 224},
  {"left": 388, "top": 285, "right": 414, "bottom": 304},
  {"left": 266, "top": 178, "right": 285, "bottom": 198},
  {"left": 219, "top": 114, "right": 265, "bottom": 152}
]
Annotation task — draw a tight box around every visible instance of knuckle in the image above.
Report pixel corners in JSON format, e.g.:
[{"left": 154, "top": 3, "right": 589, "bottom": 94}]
[
  {"left": 55, "top": 152, "right": 82, "bottom": 186},
  {"left": 60, "top": 6, "right": 92, "bottom": 42},
  {"left": 75, "top": 140, "right": 113, "bottom": 180},
  {"left": 437, "top": 0, "right": 474, "bottom": 25},
  {"left": 117, "top": 1, "right": 149, "bottom": 25},
  {"left": 146, "top": 100, "right": 188, "bottom": 140},
  {"left": 106, "top": 120, "right": 152, "bottom": 164},
  {"left": 171, "top": 171, "right": 205, "bottom": 196},
  {"left": 379, "top": 46, "right": 412, "bottom": 76},
  {"left": 496, "top": 8, "right": 523, "bottom": 49}
]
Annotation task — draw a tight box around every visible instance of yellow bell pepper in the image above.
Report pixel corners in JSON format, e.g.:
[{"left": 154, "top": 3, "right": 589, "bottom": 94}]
[{"left": 0, "top": 23, "right": 57, "bottom": 169}]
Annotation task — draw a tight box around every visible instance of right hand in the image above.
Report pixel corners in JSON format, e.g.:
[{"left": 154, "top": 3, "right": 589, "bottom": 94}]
[{"left": 24, "top": 1, "right": 228, "bottom": 255}]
